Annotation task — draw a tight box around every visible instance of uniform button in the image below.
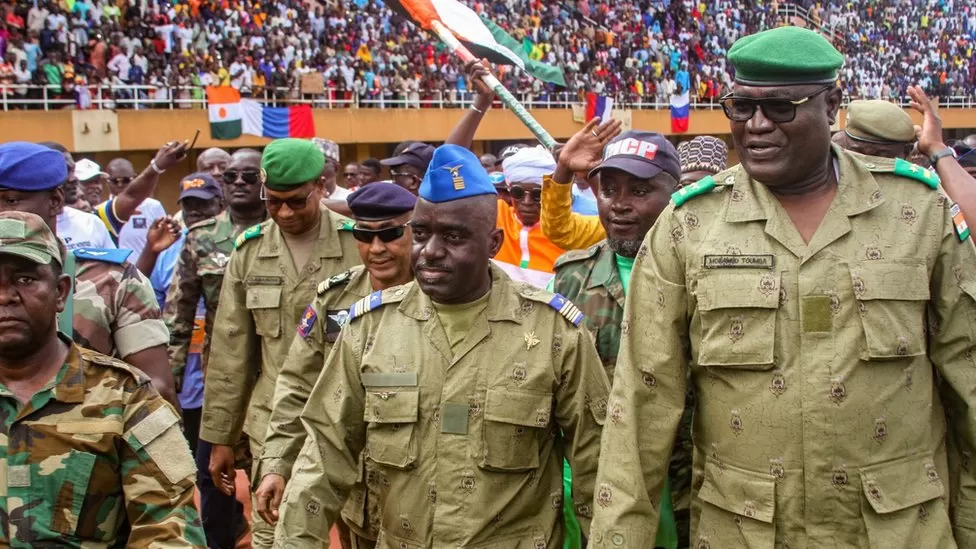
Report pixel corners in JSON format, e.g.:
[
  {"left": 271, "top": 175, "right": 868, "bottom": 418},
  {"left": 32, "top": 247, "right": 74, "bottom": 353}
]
[
  {"left": 592, "top": 532, "right": 603, "bottom": 544},
  {"left": 611, "top": 533, "right": 625, "bottom": 546},
  {"left": 865, "top": 162, "right": 876, "bottom": 169},
  {"left": 724, "top": 175, "right": 734, "bottom": 185}
]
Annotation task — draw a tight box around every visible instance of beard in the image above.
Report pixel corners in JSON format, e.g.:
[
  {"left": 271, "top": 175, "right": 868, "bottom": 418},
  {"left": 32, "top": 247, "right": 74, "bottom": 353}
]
[{"left": 607, "top": 237, "right": 643, "bottom": 258}]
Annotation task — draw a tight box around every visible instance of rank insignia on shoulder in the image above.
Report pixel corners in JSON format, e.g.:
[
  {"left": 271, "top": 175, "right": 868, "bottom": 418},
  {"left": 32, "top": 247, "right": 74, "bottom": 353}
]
[
  {"left": 73, "top": 248, "right": 132, "bottom": 264},
  {"left": 892, "top": 158, "right": 939, "bottom": 190},
  {"left": 336, "top": 219, "right": 355, "bottom": 231},
  {"left": 951, "top": 203, "right": 971, "bottom": 241},
  {"left": 672, "top": 176, "right": 716, "bottom": 207},
  {"left": 298, "top": 305, "right": 317, "bottom": 339},
  {"left": 349, "top": 291, "right": 385, "bottom": 321},
  {"left": 318, "top": 270, "right": 353, "bottom": 295},
  {"left": 235, "top": 224, "right": 264, "bottom": 249},
  {"left": 547, "top": 293, "right": 584, "bottom": 327}
]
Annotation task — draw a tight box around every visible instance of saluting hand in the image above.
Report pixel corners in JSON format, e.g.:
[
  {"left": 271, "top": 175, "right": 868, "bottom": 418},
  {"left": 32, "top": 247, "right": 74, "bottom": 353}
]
[
  {"left": 907, "top": 85, "right": 946, "bottom": 158},
  {"left": 552, "top": 117, "right": 623, "bottom": 184}
]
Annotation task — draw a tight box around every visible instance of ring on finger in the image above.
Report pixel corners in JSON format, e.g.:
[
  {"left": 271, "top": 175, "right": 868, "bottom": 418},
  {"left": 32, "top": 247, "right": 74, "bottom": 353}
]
[{"left": 591, "top": 130, "right": 599, "bottom": 137}]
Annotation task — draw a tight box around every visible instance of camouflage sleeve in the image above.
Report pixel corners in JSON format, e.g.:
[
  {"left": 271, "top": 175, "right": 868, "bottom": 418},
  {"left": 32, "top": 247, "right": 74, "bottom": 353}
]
[
  {"left": 589, "top": 206, "right": 689, "bottom": 548},
  {"left": 277, "top": 324, "right": 366, "bottom": 547},
  {"left": 259, "top": 308, "right": 327, "bottom": 480},
  {"left": 553, "top": 321, "right": 611, "bottom": 535},
  {"left": 121, "top": 382, "right": 206, "bottom": 547},
  {"left": 164, "top": 230, "right": 204, "bottom": 390},
  {"left": 200, "top": 248, "right": 260, "bottom": 445},
  {"left": 927, "top": 208, "right": 976, "bottom": 547},
  {"left": 113, "top": 263, "right": 170, "bottom": 360}
]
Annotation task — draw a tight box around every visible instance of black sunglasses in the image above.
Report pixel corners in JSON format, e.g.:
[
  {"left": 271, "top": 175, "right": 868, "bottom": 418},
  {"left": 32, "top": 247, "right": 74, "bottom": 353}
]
[
  {"left": 110, "top": 176, "right": 133, "bottom": 186},
  {"left": 390, "top": 170, "right": 420, "bottom": 181},
  {"left": 352, "top": 224, "right": 407, "bottom": 244},
  {"left": 343, "top": 171, "right": 358, "bottom": 178},
  {"left": 510, "top": 185, "right": 542, "bottom": 203},
  {"left": 719, "top": 87, "right": 831, "bottom": 123},
  {"left": 223, "top": 170, "right": 261, "bottom": 185},
  {"left": 260, "top": 187, "right": 314, "bottom": 210}
]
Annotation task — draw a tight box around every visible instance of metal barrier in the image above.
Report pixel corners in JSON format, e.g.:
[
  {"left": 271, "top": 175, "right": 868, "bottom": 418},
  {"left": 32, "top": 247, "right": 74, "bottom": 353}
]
[{"left": 0, "top": 84, "right": 972, "bottom": 111}]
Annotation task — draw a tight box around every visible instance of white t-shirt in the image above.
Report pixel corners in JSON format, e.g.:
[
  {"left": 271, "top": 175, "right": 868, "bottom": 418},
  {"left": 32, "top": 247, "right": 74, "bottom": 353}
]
[
  {"left": 116, "top": 198, "right": 167, "bottom": 257},
  {"left": 330, "top": 186, "right": 351, "bottom": 200},
  {"left": 57, "top": 207, "right": 117, "bottom": 251}
]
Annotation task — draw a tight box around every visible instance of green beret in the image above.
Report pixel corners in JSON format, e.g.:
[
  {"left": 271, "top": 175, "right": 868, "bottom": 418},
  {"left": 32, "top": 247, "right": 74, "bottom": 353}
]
[
  {"left": 261, "top": 138, "right": 325, "bottom": 190},
  {"left": 728, "top": 27, "right": 844, "bottom": 86},
  {"left": 845, "top": 100, "right": 916, "bottom": 144}
]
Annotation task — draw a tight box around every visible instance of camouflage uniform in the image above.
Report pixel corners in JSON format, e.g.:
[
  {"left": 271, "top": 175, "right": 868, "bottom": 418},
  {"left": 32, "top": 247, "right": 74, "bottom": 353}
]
[
  {"left": 164, "top": 210, "right": 257, "bottom": 388},
  {"left": 0, "top": 339, "right": 205, "bottom": 548},
  {"left": 70, "top": 248, "right": 169, "bottom": 359},
  {"left": 590, "top": 151, "right": 976, "bottom": 548},
  {"left": 553, "top": 241, "right": 693, "bottom": 548},
  {"left": 259, "top": 265, "right": 378, "bottom": 544},
  {"left": 276, "top": 266, "right": 610, "bottom": 548},
  {"left": 200, "top": 209, "right": 361, "bottom": 547}
]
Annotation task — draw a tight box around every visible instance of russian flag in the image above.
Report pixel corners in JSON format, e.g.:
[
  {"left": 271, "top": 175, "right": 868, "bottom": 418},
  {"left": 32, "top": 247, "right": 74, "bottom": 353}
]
[
  {"left": 241, "top": 99, "right": 316, "bottom": 139},
  {"left": 585, "top": 93, "right": 613, "bottom": 121},
  {"left": 670, "top": 92, "right": 690, "bottom": 133}
]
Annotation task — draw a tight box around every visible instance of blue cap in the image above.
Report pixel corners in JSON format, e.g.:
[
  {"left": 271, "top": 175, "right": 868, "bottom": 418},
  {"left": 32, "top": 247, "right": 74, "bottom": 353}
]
[
  {"left": 0, "top": 142, "right": 69, "bottom": 192},
  {"left": 418, "top": 145, "right": 497, "bottom": 204},
  {"left": 348, "top": 182, "right": 417, "bottom": 221},
  {"left": 179, "top": 172, "right": 223, "bottom": 201}
]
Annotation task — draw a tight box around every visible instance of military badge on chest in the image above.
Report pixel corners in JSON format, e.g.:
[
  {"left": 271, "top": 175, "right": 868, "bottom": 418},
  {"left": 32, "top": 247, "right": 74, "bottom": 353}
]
[{"left": 325, "top": 309, "right": 350, "bottom": 342}]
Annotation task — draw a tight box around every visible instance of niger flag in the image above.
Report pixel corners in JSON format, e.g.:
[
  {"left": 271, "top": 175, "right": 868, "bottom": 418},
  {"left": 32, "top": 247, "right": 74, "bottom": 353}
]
[{"left": 207, "top": 86, "right": 242, "bottom": 140}]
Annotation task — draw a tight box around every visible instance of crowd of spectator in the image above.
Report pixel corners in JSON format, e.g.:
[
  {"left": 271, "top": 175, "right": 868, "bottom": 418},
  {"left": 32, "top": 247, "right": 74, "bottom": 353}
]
[{"left": 0, "top": 0, "right": 972, "bottom": 109}]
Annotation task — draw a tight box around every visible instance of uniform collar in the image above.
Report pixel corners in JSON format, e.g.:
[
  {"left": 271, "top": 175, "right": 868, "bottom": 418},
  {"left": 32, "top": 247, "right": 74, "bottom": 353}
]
[
  {"left": 53, "top": 339, "right": 86, "bottom": 404},
  {"left": 586, "top": 241, "right": 620, "bottom": 290},
  {"left": 398, "top": 263, "right": 522, "bottom": 324}
]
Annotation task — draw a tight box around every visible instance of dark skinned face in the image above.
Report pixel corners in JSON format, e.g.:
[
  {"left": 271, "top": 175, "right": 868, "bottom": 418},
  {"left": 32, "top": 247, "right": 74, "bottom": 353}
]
[
  {"left": 222, "top": 153, "right": 263, "bottom": 212},
  {"left": 81, "top": 177, "right": 105, "bottom": 206},
  {"left": 197, "top": 149, "right": 231, "bottom": 179},
  {"left": 597, "top": 169, "right": 677, "bottom": 257},
  {"left": 180, "top": 196, "right": 223, "bottom": 228},
  {"left": 356, "top": 212, "right": 413, "bottom": 288},
  {"left": 106, "top": 161, "right": 136, "bottom": 196},
  {"left": 391, "top": 164, "right": 424, "bottom": 195},
  {"left": 0, "top": 188, "right": 63, "bottom": 227},
  {"left": 343, "top": 164, "right": 362, "bottom": 188},
  {"left": 264, "top": 181, "right": 323, "bottom": 235},
  {"left": 730, "top": 84, "right": 842, "bottom": 190},
  {"left": 510, "top": 181, "right": 541, "bottom": 227},
  {"left": 0, "top": 258, "right": 70, "bottom": 361},
  {"left": 410, "top": 197, "right": 502, "bottom": 304}
]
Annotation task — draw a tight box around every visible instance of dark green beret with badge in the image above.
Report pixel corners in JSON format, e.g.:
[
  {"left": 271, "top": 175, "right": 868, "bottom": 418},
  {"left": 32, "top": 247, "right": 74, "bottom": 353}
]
[
  {"left": 261, "top": 138, "right": 325, "bottom": 191},
  {"left": 728, "top": 26, "right": 844, "bottom": 86}
]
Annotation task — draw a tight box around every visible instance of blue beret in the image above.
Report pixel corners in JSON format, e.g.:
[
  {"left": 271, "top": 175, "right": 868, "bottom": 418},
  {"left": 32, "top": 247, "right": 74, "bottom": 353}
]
[
  {"left": 418, "top": 145, "right": 497, "bottom": 204},
  {"left": 0, "top": 142, "right": 69, "bottom": 192},
  {"left": 347, "top": 182, "right": 418, "bottom": 221}
]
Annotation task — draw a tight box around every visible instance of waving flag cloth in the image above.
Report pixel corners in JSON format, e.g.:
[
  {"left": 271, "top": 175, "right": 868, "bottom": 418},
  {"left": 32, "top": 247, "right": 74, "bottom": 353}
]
[
  {"left": 383, "top": 0, "right": 557, "bottom": 149},
  {"left": 241, "top": 100, "right": 316, "bottom": 139},
  {"left": 207, "top": 87, "right": 243, "bottom": 140},
  {"left": 585, "top": 93, "right": 613, "bottom": 121},
  {"left": 670, "top": 91, "right": 690, "bottom": 133}
]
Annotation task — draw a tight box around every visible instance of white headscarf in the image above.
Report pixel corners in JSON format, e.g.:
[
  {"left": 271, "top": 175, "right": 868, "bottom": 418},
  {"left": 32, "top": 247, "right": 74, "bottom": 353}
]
[{"left": 502, "top": 146, "right": 556, "bottom": 186}]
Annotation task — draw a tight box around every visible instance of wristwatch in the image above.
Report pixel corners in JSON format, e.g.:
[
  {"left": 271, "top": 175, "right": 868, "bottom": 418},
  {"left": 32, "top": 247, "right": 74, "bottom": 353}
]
[{"left": 929, "top": 147, "right": 957, "bottom": 166}]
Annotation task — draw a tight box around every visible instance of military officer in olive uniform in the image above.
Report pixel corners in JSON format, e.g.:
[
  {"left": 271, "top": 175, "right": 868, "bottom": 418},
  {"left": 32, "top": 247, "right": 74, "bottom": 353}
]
[
  {"left": 200, "top": 138, "right": 362, "bottom": 548},
  {"left": 590, "top": 26, "right": 976, "bottom": 549},
  {"left": 255, "top": 183, "right": 417, "bottom": 549},
  {"left": 275, "top": 144, "right": 610, "bottom": 548}
]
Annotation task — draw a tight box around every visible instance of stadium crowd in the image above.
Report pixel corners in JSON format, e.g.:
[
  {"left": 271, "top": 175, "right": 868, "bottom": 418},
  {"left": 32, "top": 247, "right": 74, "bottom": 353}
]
[{"left": 0, "top": 0, "right": 972, "bottom": 109}]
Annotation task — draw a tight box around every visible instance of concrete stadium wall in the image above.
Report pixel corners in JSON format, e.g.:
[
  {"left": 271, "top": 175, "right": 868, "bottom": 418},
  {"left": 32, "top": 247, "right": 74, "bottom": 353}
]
[{"left": 4, "top": 107, "right": 976, "bottom": 211}]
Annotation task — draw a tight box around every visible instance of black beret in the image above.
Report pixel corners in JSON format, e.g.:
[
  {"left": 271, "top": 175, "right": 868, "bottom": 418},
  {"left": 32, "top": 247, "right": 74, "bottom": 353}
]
[{"left": 347, "top": 182, "right": 418, "bottom": 221}]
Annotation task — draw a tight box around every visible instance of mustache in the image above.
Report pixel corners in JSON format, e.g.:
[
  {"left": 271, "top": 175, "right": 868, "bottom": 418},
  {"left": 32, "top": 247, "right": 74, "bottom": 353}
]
[{"left": 415, "top": 262, "right": 451, "bottom": 272}]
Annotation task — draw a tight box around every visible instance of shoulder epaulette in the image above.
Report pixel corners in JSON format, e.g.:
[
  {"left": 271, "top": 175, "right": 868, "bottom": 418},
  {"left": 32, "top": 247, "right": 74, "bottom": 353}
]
[
  {"left": 554, "top": 243, "right": 601, "bottom": 269},
  {"left": 544, "top": 292, "right": 584, "bottom": 327},
  {"left": 187, "top": 217, "right": 218, "bottom": 231},
  {"left": 335, "top": 218, "right": 355, "bottom": 232},
  {"left": 318, "top": 269, "right": 354, "bottom": 295},
  {"left": 235, "top": 223, "right": 264, "bottom": 249},
  {"left": 73, "top": 248, "right": 132, "bottom": 264},
  {"left": 79, "top": 346, "right": 151, "bottom": 383},
  {"left": 886, "top": 158, "right": 940, "bottom": 190},
  {"left": 348, "top": 287, "right": 407, "bottom": 321},
  {"left": 672, "top": 176, "right": 717, "bottom": 207}
]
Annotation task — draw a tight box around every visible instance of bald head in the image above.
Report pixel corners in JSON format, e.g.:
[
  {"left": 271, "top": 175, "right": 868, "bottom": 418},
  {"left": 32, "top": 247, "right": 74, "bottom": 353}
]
[
  {"left": 106, "top": 158, "right": 135, "bottom": 196},
  {"left": 966, "top": 134, "right": 976, "bottom": 149},
  {"left": 197, "top": 147, "right": 231, "bottom": 179}
]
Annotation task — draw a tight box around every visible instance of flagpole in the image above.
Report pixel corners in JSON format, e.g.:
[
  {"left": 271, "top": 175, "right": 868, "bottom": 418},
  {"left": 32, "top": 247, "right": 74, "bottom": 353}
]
[{"left": 430, "top": 20, "right": 557, "bottom": 151}]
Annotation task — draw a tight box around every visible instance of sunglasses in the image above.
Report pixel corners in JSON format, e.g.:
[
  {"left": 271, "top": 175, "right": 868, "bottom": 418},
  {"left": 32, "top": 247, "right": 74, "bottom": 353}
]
[
  {"left": 390, "top": 170, "right": 420, "bottom": 181},
  {"left": 510, "top": 185, "right": 542, "bottom": 203},
  {"left": 260, "top": 186, "right": 314, "bottom": 210},
  {"left": 719, "top": 87, "right": 831, "bottom": 123},
  {"left": 352, "top": 224, "right": 407, "bottom": 244},
  {"left": 343, "top": 172, "right": 359, "bottom": 179},
  {"left": 223, "top": 170, "right": 261, "bottom": 185},
  {"left": 110, "top": 176, "right": 133, "bottom": 186}
]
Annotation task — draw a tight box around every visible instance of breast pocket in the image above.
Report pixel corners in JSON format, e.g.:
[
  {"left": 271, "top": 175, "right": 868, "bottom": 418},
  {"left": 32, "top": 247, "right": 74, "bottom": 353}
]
[
  {"left": 696, "top": 271, "right": 780, "bottom": 369},
  {"left": 364, "top": 386, "right": 420, "bottom": 470},
  {"left": 246, "top": 286, "right": 282, "bottom": 338},
  {"left": 850, "top": 262, "right": 929, "bottom": 360},
  {"left": 479, "top": 388, "right": 552, "bottom": 472}
]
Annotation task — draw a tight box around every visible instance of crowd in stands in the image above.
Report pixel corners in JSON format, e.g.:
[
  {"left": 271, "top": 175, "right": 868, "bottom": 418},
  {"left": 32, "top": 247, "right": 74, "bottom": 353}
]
[{"left": 0, "top": 0, "right": 972, "bottom": 109}]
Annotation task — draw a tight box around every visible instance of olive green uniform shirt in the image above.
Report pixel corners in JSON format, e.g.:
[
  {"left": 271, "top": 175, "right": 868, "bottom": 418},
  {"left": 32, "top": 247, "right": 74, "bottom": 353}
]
[
  {"left": 200, "top": 209, "right": 361, "bottom": 448},
  {"left": 590, "top": 149, "right": 976, "bottom": 549},
  {"left": 276, "top": 266, "right": 611, "bottom": 548}
]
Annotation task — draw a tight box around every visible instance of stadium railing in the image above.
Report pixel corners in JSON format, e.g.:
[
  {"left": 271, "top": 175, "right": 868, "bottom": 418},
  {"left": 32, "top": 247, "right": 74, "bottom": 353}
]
[{"left": 1, "top": 84, "right": 973, "bottom": 111}]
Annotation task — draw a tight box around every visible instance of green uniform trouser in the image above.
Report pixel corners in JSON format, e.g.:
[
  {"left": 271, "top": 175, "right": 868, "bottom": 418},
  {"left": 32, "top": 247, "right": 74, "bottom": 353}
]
[{"left": 562, "top": 459, "right": 677, "bottom": 549}]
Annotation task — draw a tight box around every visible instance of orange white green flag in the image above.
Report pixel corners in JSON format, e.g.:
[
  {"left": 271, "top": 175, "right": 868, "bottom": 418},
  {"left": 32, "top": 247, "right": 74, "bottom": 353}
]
[{"left": 207, "top": 87, "right": 243, "bottom": 140}]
